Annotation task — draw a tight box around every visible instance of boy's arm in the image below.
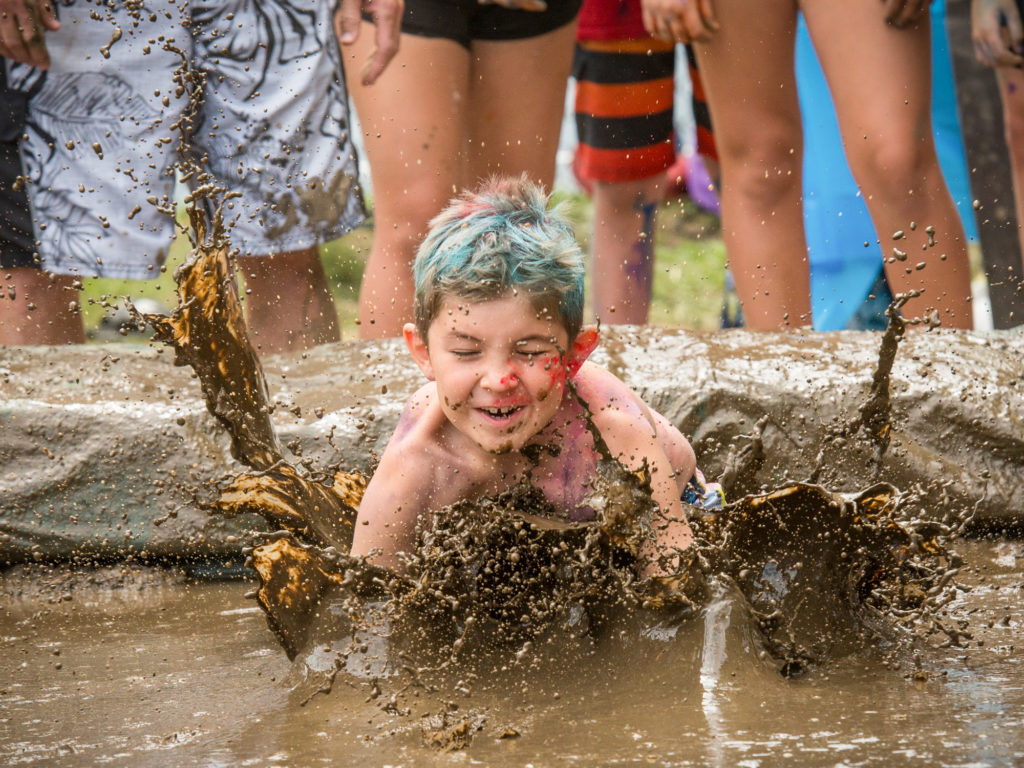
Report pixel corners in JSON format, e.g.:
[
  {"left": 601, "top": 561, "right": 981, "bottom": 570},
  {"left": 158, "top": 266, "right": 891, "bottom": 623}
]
[
  {"left": 350, "top": 393, "right": 436, "bottom": 571},
  {"left": 650, "top": 409, "right": 697, "bottom": 497},
  {"left": 600, "top": 409, "right": 695, "bottom": 577},
  {"left": 349, "top": 444, "right": 426, "bottom": 571}
]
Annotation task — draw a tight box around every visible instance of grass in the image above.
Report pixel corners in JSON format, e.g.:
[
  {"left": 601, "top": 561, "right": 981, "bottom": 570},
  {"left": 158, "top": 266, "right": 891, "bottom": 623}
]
[
  {"left": 557, "top": 190, "right": 727, "bottom": 331},
  {"left": 79, "top": 192, "right": 727, "bottom": 342}
]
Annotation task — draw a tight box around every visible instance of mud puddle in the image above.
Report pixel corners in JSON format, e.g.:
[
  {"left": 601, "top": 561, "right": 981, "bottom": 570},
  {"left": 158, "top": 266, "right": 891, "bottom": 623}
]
[{"left": 1, "top": 538, "right": 1021, "bottom": 766}]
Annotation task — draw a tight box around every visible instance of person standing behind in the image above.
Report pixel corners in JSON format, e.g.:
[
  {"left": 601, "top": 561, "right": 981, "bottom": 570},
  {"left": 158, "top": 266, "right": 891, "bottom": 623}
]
[
  {"left": 643, "top": 0, "right": 974, "bottom": 330},
  {"left": 573, "top": 0, "right": 716, "bottom": 325},
  {"left": 0, "top": 0, "right": 399, "bottom": 352},
  {"left": 972, "top": 0, "right": 1024, "bottom": 288},
  {"left": 342, "top": 0, "right": 582, "bottom": 338}
]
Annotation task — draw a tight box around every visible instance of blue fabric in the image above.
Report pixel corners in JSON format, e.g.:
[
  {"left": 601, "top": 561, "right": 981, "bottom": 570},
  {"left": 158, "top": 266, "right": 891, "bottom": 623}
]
[
  {"left": 796, "top": 0, "right": 977, "bottom": 330},
  {"left": 681, "top": 470, "right": 724, "bottom": 511}
]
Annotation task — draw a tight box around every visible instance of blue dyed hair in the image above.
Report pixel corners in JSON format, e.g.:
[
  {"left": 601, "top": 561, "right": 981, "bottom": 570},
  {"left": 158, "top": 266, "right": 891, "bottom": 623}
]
[{"left": 413, "top": 175, "right": 585, "bottom": 341}]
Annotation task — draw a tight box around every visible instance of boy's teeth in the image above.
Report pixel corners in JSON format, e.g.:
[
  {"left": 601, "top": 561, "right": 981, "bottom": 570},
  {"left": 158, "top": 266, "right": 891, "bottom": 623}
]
[{"left": 485, "top": 406, "right": 517, "bottom": 416}]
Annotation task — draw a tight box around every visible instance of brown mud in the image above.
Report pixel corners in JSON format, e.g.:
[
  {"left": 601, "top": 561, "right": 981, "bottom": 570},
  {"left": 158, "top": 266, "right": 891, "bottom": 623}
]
[{"left": 2, "top": 539, "right": 1020, "bottom": 766}]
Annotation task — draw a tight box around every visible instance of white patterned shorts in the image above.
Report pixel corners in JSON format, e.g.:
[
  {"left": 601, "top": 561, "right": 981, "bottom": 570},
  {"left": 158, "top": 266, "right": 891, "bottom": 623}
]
[{"left": 4, "top": 0, "right": 364, "bottom": 279}]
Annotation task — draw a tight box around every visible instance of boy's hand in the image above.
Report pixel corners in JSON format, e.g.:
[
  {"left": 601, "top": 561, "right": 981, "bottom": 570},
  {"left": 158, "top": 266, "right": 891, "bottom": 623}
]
[
  {"left": 334, "top": 0, "right": 403, "bottom": 86},
  {"left": 972, "top": 0, "right": 1024, "bottom": 67},
  {"left": 0, "top": 0, "right": 59, "bottom": 69},
  {"left": 641, "top": 0, "right": 718, "bottom": 43},
  {"left": 882, "top": 0, "right": 928, "bottom": 28}
]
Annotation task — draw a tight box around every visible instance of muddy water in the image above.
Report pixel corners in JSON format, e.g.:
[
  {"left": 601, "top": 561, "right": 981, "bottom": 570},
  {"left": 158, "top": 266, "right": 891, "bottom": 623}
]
[{"left": 1, "top": 538, "right": 1021, "bottom": 766}]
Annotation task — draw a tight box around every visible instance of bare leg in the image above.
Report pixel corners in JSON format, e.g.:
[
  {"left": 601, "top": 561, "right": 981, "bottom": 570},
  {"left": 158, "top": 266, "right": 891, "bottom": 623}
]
[
  {"left": 347, "top": 30, "right": 470, "bottom": 338},
  {"left": 693, "top": 0, "right": 811, "bottom": 330},
  {"left": 468, "top": 22, "right": 578, "bottom": 188},
  {"left": 590, "top": 176, "right": 662, "bottom": 324},
  {"left": 804, "top": 3, "right": 973, "bottom": 329},
  {"left": 241, "top": 247, "right": 340, "bottom": 355},
  {"left": 996, "top": 66, "right": 1024, "bottom": 276},
  {"left": 0, "top": 268, "right": 85, "bottom": 345}
]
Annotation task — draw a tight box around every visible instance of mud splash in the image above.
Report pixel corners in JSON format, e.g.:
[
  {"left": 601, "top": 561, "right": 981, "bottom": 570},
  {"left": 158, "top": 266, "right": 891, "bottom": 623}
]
[{"left": 126, "top": 185, "right": 978, "bottom": 756}]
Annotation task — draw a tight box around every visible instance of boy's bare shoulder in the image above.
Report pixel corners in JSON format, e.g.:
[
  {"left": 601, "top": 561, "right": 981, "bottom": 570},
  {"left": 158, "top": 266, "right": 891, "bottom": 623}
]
[
  {"left": 384, "top": 383, "right": 484, "bottom": 477},
  {"left": 388, "top": 382, "right": 446, "bottom": 448},
  {"left": 357, "top": 385, "right": 461, "bottom": 528},
  {"left": 572, "top": 362, "right": 653, "bottom": 424},
  {"left": 361, "top": 380, "right": 507, "bottom": 544}
]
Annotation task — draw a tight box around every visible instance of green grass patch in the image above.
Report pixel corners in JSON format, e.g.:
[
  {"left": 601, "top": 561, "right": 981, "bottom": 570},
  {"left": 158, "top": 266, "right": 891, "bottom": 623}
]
[{"left": 558, "top": 190, "right": 727, "bottom": 331}]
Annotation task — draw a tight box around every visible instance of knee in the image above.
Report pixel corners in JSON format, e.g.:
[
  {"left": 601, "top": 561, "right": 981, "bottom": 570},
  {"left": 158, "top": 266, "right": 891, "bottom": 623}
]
[
  {"left": 714, "top": 114, "right": 803, "bottom": 208},
  {"left": 847, "top": 134, "right": 938, "bottom": 195},
  {"left": 722, "top": 142, "right": 803, "bottom": 210},
  {"left": 371, "top": 181, "right": 451, "bottom": 250}
]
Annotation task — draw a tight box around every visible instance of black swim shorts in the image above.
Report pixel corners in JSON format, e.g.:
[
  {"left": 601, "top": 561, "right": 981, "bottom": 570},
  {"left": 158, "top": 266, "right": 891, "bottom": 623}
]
[
  {"left": 0, "top": 71, "right": 36, "bottom": 270},
  {"left": 0, "top": 140, "right": 36, "bottom": 269},
  {"left": 366, "top": 0, "right": 582, "bottom": 50}
]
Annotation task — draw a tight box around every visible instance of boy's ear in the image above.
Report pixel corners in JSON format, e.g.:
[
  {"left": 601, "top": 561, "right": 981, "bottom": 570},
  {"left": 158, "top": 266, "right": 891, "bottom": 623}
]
[
  {"left": 403, "top": 323, "right": 435, "bottom": 381},
  {"left": 566, "top": 324, "right": 599, "bottom": 377}
]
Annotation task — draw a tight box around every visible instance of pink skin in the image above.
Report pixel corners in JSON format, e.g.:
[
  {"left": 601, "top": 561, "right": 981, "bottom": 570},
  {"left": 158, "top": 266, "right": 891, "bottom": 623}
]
[{"left": 404, "top": 294, "right": 596, "bottom": 455}]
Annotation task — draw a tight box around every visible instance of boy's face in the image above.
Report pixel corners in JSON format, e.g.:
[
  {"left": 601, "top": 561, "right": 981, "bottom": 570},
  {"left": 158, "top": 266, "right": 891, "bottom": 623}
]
[{"left": 405, "top": 293, "right": 597, "bottom": 454}]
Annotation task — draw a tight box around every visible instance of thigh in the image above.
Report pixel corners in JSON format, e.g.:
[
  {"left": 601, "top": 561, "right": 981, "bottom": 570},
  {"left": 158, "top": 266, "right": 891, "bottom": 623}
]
[
  {"left": 573, "top": 38, "right": 676, "bottom": 184},
  {"left": 684, "top": 44, "right": 717, "bottom": 162},
  {"left": 191, "top": 0, "right": 365, "bottom": 257},
  {"left": 348, "top": 29, "right": 472, "bottom": 215},
  {"left": 998, "top": 66, "right": 1024, "bottom": 145},
  {"left": 802, "top": 0, "right": 933, "bottom": 149},
  {"left": 692, "top": 0, "right": 802, "bottom": 161},
  {"left": 468, "top": 19, "right": 578, "bottom": 186}
]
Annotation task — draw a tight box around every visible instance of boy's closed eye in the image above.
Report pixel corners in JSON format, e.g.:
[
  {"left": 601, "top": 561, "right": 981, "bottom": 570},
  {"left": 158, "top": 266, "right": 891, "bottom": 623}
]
[
  {"left": 515, "top": 348, "right": 548, "bottom": 361},
  {"left": 514, "top": 338, "right": 559, "bottom": 360}
]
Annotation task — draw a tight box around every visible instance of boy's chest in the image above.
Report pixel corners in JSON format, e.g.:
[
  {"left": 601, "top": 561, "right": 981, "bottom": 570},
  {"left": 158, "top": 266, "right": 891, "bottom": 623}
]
[
  {"left": 529, "top": 449, "right": 601, "bottom": 522},
  {"left": 500, "top": 435, "right": 603, "bottom": 522},
  {"left": 437, "top": 443, "right": 601, "bottom": 523},
  {"left": 437, "top": 410, "right": 604, "bottom": 522}
]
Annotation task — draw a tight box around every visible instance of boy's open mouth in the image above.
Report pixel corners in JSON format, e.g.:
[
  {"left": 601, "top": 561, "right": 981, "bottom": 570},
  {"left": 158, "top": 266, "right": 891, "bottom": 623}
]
[{"left": 478, "top": 405, "right": 524, "bottom": 420}]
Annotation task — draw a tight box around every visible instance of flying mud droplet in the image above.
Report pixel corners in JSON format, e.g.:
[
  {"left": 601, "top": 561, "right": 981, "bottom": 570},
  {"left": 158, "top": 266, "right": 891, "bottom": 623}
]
[{"left": 99, "top": 26, "right": 123, "bottom": 59}]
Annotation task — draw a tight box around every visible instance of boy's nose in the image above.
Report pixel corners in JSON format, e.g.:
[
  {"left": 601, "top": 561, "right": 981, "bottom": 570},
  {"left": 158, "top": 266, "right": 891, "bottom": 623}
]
[{"left": 480, "top": 361, "right": 518, "bottom": 391}]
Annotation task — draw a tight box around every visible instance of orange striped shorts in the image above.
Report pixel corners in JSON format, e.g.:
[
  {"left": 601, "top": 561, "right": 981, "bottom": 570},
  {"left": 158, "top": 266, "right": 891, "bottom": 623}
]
[{"left": 572, "top": 40, "right": 716, "bottom": 183}]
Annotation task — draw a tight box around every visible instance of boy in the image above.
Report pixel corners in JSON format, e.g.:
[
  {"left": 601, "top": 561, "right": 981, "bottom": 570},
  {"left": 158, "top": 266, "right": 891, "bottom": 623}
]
[{"left": 351, "top": 176, "right": 720, "bottom": 577}]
